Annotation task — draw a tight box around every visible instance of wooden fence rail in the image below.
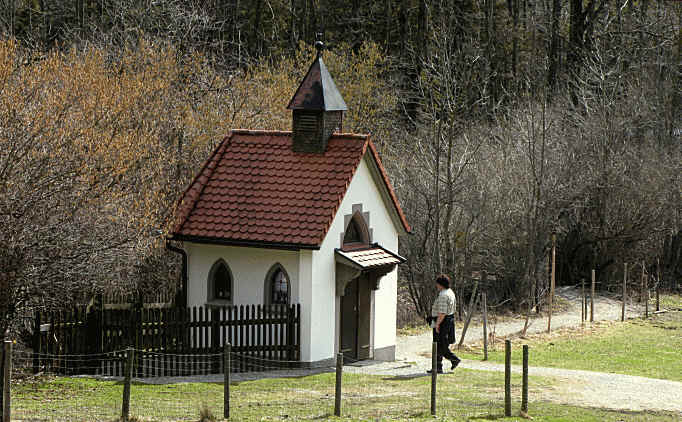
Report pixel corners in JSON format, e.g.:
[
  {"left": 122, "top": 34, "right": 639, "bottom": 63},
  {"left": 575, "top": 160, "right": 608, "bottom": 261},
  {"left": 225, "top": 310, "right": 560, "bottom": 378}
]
[{"left": 32, "top": 304, "right": 301, "bottom": 377}]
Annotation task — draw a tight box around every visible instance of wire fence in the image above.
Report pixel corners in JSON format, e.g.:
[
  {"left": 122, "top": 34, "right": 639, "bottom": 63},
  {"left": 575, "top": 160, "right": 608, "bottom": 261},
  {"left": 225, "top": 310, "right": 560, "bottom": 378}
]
[
  {"left": 4, "top": 345, "right": 366, "bottom": 421},
  {"left": 2, "top": 341, "right": 522, "bottom": 422}
]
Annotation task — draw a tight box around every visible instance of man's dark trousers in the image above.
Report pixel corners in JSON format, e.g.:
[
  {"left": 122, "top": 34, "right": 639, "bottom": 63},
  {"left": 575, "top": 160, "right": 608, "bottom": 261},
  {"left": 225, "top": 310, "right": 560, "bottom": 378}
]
[{"left": 433, "top": 315, "right": 458, "bottom": 370}]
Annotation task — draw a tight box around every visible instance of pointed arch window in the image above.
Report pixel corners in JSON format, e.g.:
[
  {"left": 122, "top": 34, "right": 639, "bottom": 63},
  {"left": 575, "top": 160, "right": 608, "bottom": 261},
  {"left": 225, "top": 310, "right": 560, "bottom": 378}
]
[
  {"left": 208, "top": 260, "right": 233, "bottom": 303},
  {"left": 265, "top": 264, "right": 290, "bottom": 306},
  {"left": 343, "top": 212, "right": 370, "bottom": 250},
  {"left": 344, "top": 218, "right": 363, "bottom": 244}
]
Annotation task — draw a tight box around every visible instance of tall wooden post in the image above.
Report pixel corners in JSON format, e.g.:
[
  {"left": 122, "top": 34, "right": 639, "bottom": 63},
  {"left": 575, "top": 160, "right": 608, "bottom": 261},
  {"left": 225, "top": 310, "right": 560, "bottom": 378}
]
[
  {"left": 548, "top": 233, "right": 556, "bottom": 333},
  {"left": 224, "top": 343, "right": 231, "bottom": 419},
  {"left": 584, "top": 282, "right": 588, "bottom": 320},
  {"left": 656, "top": 258, "right": 661, "bottom": 312},
  {"left": 640, "top": 261, "right": 645, "bottom": 303},
  {"left": 644, "top": 274, "right": 649, "bottom": 319},
  {"left": 121, "top": 347, "right": 134, "bottom": 422},
  {"left": 431, "top": 342, "right": 437, "bottom": 416},
  {"left": 86, "top": 294, "right": 103, "bottom": 375},
  {"left": 334, "top": 353, "right": 343, "bottom": 417},
  {"left": 458, "top": 277, "right": 479, "bottom": 348},
  {"left": 522, "top": 345, "right": 529, "bottom": 414},
  {"left": 622, "top": 263, "right": 627, "bottom": 322},
  {"left": 504, "top": 340, "right": 511, "bottom": 417},
  {"left": 482, "top": 292, "right": 488, "bottom": 361},
  {"left": 590, "top": 270, "right": 595, "bottom": 322},
  {"left": 2, "top": 341, "right": 12, "bottom": 422},
  {"left": 580, "top": 279, "right": 585, "bottom": 323},
  {"left": 32, "top": 313, "right": 41, "bottom": 374}
]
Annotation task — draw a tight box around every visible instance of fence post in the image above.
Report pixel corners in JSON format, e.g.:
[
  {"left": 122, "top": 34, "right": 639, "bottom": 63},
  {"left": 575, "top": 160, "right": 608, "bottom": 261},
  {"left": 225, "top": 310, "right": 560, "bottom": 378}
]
[
  {"left": 622, "top": 263, "right": 627, "bottom": 322},
  {"left": 482, "top": 292, "right": 488, "bottom": 361},
  {"left": 287, "top": 305, "right": 295, "bottom": 362},
  {"left": 640, "top": 261, "right": 645, "bottom": 303},
  {"left": 580, "top": 279, "right": 585, "bottom": 323},
  {"left": 521, "top": 345, "right": 529, "bottom": 414},
  {"left": 431, "top": 342, "right": 437, "bottom": 416},
  {"left": 121, "top": 347, "right": 134, "bottom": 422},
  {"left": 504, "top": 340, "right": 511, "bottom": 417},
  {"left": 590, "top": 270, "right": 595, "bottom": 323},
  {"left": 584, "top": 283, "right": 588, "bottom": 321},
  {"left": 548, "top": 232, "right": 556, "bottom": 333},
  {"left": 656, "top": 258, "right": 661, "bottom": 312},
  {"left": 86, "top": 295, "right": 103, "bottom": 375},
  {"left": 644, "top": 274, "right": 649, "bottom": 319},
  {"left": 33, "top": 312, "right": 41, "bottom": 374},
  {"left": 2, "top": 340, "right": 12, "bottom": 422},
  {"left": 224, "top": 343, "right": 230, "bottom": 419},
  {"left": 504, "top": 340, "right": 511, "bottom": 416},
  {"left": 458, "top": 277, "right": 480, "bottom": 348},
  {"left": 334, "top": 352, "right": 343, "bottom": 417}
]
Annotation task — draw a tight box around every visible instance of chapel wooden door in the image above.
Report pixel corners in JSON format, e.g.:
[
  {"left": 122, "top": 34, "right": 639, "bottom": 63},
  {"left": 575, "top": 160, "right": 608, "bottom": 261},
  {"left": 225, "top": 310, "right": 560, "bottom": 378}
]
[
  {"left": 340, "top": 278, "right": 358, "bottom": 360},
  {"left": 340, "top": 275, "right": 372, "bottom": 361}
]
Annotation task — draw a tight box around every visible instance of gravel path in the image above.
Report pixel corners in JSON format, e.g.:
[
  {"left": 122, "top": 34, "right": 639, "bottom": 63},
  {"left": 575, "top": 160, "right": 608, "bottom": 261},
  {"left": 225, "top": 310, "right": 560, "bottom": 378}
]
[
  {"left": 345, "top": 287, "right": 682, "bottom": 414},
  {"left": 396, "top": 286, "right": 645, "bottom": 362},
  {"left": 343, "top": 359, "right": 682, "bottom": 413}
]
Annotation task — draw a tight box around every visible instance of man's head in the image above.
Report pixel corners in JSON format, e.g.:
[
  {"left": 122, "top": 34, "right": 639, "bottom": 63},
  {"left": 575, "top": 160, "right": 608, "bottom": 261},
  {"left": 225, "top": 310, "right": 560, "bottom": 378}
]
[{"left": 435, "top": 274, "right": 450, "bottom": 291}]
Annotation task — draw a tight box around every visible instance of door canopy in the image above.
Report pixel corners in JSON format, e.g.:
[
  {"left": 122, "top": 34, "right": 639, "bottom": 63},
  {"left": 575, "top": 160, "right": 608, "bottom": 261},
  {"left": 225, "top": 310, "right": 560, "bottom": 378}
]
[{"left": 335, "top": 244, "right": 405, "bottom": 296}]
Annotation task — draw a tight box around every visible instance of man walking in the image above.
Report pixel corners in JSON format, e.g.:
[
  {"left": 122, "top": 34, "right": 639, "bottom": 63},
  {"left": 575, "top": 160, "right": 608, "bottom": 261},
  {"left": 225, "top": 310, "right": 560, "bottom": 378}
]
[{"left": 427, "top": 274, "right": 460, "bottom": 374}]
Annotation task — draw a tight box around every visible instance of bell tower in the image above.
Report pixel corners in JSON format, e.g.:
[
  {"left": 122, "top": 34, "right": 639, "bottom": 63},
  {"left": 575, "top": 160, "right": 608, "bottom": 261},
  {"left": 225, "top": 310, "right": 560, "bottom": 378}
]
[{"left": 287, "top": 40, "right": 348, "bottom": 153}]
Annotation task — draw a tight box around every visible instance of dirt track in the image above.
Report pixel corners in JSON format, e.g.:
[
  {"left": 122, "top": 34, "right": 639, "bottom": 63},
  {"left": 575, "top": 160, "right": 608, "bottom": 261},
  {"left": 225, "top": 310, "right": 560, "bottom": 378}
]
[
  {"left": 396, "top": 286, "right": 646, "bottom": 361},
  {"left": 345, "top": 287, "right": 682, "bottom": 414}
]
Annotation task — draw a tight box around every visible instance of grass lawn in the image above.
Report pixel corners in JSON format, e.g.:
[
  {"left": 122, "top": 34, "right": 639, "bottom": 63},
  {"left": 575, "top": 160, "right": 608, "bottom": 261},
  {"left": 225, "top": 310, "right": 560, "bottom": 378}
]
[
  {"left": 11, "top": 369, "right": 679, "bottom": 421},
  {"left": 459, "top": 295, "right": 682, "bottom": 382}
]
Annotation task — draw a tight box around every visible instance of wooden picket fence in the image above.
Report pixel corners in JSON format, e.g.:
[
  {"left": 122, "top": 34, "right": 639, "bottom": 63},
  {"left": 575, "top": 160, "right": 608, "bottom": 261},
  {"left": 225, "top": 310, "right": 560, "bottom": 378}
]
[{"left": 32, "top": 304, "right": 301, "bottom": 377}]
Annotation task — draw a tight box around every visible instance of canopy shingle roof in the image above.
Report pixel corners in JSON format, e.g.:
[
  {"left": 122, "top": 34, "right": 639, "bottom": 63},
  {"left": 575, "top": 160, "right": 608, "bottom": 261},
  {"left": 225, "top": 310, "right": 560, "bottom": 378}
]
[
  {"left": 171, "top": 130, "right": 410, "bottom": 249},
  {"left": 335, "top": 245, "right": 405, "bottom": 269}
]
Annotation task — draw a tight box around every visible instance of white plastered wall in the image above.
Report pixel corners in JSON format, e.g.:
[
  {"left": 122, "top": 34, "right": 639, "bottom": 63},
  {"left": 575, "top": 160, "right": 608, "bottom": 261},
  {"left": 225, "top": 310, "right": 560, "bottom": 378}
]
[
  {"left": 184, "top": 243, "right": 300, "bottom": 308},
  {"left": 314, "top": 153, "right": 400, "bottom": 362},
  {"left": 184, "top": 241, "right": 322, "bottom": 362}
]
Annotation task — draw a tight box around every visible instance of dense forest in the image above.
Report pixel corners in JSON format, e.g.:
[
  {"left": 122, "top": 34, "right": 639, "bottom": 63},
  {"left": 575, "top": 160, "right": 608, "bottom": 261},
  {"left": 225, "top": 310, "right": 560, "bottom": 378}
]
[{"left": 0, "top": 1, "right": 680, "bottom": 334}]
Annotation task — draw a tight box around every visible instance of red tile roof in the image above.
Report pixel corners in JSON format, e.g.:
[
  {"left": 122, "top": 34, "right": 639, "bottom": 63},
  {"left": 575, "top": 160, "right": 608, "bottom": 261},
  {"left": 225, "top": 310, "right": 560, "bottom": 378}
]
[{"left": 171, "top": 130, "right": 410, "bottom": 249}]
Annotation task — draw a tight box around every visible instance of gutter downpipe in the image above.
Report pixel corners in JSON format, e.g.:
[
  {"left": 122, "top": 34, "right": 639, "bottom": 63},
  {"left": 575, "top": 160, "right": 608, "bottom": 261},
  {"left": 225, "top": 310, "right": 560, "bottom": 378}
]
[{"left": 165, "top": 240, "right": 188, "bottom": 308}]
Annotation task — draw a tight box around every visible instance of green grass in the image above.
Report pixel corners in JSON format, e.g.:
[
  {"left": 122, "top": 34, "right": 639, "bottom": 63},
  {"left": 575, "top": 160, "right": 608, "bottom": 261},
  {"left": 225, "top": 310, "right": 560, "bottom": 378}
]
[
  {"left": 459, "top": 295, "right": 682, "bottom": 382},
  {"left": 11, "top": 369, "right": 679, "bottom": 421}
]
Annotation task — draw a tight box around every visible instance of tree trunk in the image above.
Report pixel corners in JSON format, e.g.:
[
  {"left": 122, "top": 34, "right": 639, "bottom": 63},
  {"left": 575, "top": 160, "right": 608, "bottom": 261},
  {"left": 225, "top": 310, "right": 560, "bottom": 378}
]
[{"left": 547, "top": 0, "right": 561, "bottom": 92}]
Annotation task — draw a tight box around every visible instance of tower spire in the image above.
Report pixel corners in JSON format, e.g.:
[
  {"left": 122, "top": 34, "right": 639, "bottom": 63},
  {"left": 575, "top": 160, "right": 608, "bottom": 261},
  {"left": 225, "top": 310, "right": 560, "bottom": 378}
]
[{"left": 287, "top": 39, "right": 347, "bottom": 153}]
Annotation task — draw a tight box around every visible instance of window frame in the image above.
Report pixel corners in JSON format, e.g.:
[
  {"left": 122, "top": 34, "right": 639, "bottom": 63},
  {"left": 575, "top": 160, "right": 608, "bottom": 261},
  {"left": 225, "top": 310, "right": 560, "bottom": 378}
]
[
  {"left": 207, "top": 259, "right": 233, "bottom": 306},
  {"left": 342, "top": 212, "right": 371, "bottom": 251},
  {"left": 264, "top": 263, "right": 291, "bottom": 307}
]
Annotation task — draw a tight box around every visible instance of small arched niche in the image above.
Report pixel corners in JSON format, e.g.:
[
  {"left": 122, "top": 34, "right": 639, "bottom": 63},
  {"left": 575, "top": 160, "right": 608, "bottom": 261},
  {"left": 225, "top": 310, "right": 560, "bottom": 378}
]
[{"left": 207, "top": 259, "right": 233, "bottom": 305}]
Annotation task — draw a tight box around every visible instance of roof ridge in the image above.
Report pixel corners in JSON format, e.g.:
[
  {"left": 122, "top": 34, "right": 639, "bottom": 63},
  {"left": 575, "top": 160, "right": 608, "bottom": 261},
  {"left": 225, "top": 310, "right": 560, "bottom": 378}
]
[
  {"left": 230, "top": 129, "right": 292, "bottom": 136},
  {"left": 366, "top": 139, "right": 412, "bottom": 233},
  {"left": 230, "top": 128, "right": 369, "bottom": 140},
  {"left": 330, "top": 132, "right": 369, "bottom": 140}
]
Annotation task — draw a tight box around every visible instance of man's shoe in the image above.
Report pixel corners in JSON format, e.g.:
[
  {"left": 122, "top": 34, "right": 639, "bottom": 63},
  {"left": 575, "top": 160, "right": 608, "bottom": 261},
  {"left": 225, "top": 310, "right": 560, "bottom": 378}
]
[
  {"left": 450, "top": 358, "right": 461, "bottom": 370},
  {"left": 427, "top": 368, "right": 444, "bottom": 374}
]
